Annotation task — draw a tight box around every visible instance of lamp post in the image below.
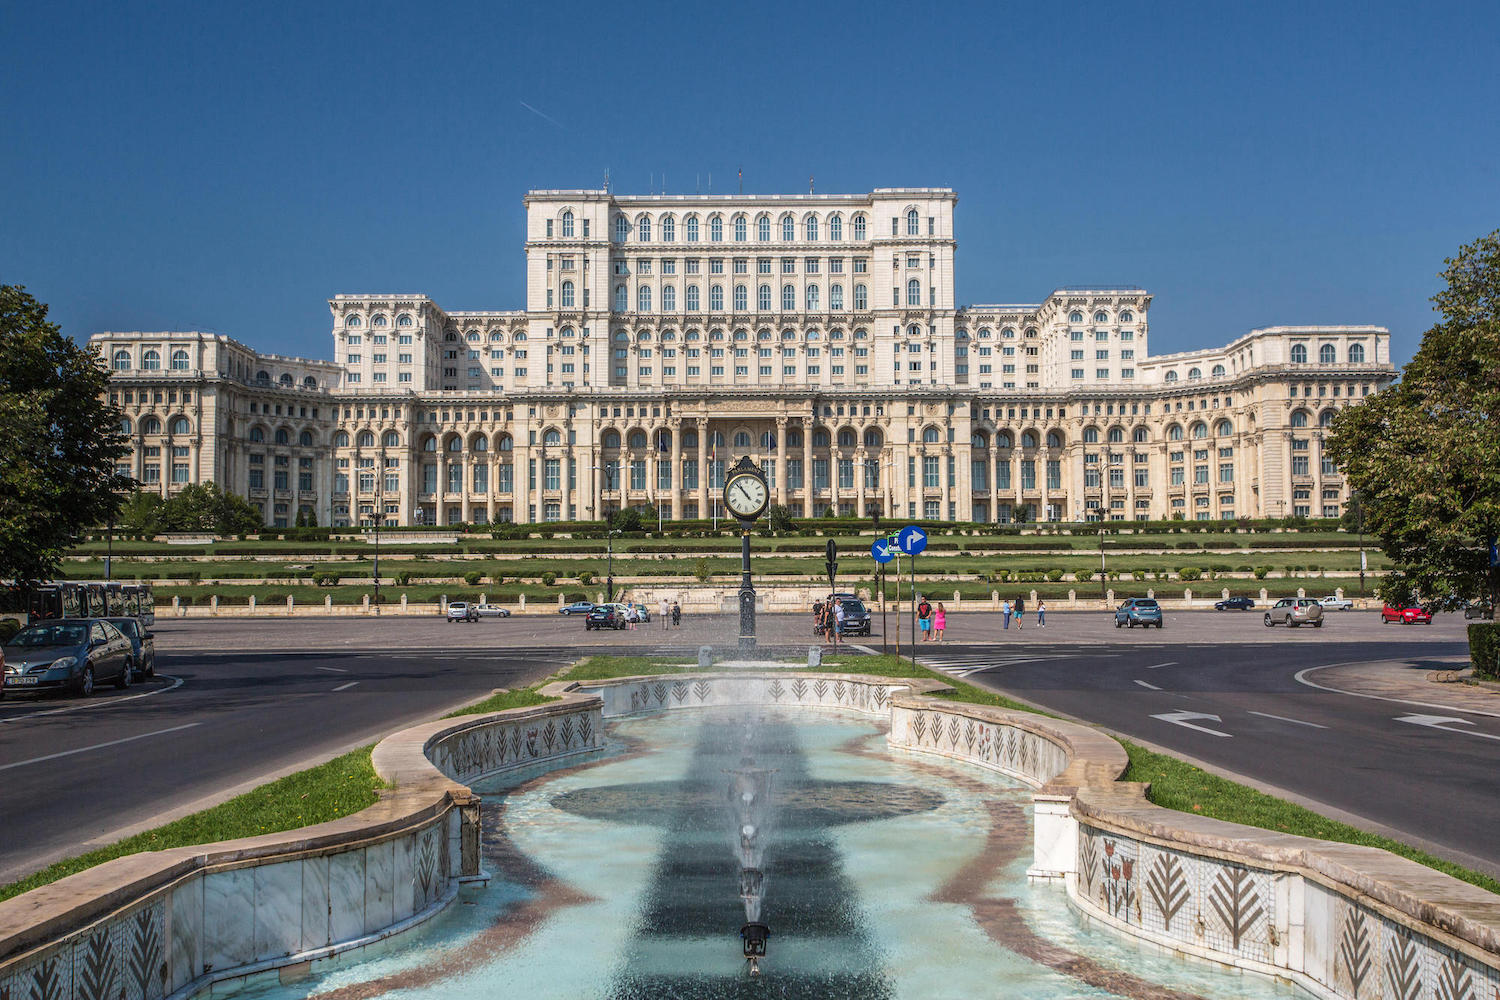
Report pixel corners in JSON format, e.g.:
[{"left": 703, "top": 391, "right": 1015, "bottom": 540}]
[
  {"left": 371, "top": 499, "right": 385, "bottom": 615},
  {"left": 594, "top": 463, "right": 616, "bottom": 603},
  {"left": 1098, "top": 526, "right": 1108, "bottom": 601}
]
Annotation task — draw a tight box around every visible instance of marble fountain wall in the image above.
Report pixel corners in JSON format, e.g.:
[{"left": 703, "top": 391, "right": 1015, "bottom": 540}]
[{"left": 3, "top": 671, "right": 1497, "bottom": 1000}]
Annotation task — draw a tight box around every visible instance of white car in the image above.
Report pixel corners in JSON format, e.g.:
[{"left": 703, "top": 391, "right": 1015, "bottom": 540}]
[
  {"left": 474, "top": 604, "right": 511, "bottom": 618},
  {"left": 445, "top": 602, "right": 478, "bottom": 623},
  {"left": 1317, "top": 596, "right": 1354, "bottom": 611}
]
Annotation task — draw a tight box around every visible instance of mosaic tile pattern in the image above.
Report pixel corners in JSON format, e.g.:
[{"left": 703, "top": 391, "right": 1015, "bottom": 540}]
[
  {"left": 429, "top": 705, "right": 604, "bottom": 784},
  {"left": 888, "top": 705, "right": 1069, "bottom": 787},
  {"left": 592, "top": 676, "right": 906, "bottom": 719}
]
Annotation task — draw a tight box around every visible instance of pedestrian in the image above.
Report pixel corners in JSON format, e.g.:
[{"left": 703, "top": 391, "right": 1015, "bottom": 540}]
[
  {"left": 1013, "top": 594, "right": 1025, "bottom": 630},
  {"left": 813, "top": 598, "right": 825, "bottom": 639},
  {"left": 1002, "top": 599, "right": 1011, "bottom": 630},
  {"left": 660, "top": 596, "right": 670, "bottom": 631},
  {"left": 832, "top": 597, "right": 845, "bottom": 647},
  {"left": 1037, "top": 599, "right": 1046, "bottom": 628},
  {"left": 917, "top": 597, "right": 933, "bottom": 641},
  {"left": 671, "top": 601, "right": 681, "bottom": 628},
  {"left": 933, "top": 602, "right": 947, "bottom": 642}
]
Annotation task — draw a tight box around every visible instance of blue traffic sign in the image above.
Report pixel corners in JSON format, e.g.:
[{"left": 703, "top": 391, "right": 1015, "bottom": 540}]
[
  {"left": 871, "top": 539, "right": 895, "bottom": 564},
  {"left": 896, "top": 524, "right": 928, "bottom": 556}
]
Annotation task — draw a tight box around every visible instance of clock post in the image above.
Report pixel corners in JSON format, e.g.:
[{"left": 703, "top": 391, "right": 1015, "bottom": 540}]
[{"left": 723, "top": 456, "right": 769, "bottom": 654}]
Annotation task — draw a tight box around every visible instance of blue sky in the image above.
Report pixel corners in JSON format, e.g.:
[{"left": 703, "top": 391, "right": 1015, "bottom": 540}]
[{"left": 2, "top": 0, "right": 1496, "bottom": 366}]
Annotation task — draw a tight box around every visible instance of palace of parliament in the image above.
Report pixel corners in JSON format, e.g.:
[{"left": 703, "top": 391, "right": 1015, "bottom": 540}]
[{"left": 93, "top": 187, "right": 1397, "bottom": 528}]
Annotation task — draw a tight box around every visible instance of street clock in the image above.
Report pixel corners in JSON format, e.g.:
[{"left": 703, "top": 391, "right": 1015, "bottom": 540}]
[{"left": 723, "top": 457, "right": 770, "bottom": 521}]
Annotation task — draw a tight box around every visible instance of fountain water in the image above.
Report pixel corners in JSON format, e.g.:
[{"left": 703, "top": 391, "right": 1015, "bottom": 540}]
[{"left": 726, "top": 716, "right": 778, "bottom": 974}]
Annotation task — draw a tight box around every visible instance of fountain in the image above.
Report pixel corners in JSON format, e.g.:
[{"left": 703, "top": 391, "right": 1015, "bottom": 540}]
[{"left": 726, "top": 718, "right": 777, "bottom": 974}]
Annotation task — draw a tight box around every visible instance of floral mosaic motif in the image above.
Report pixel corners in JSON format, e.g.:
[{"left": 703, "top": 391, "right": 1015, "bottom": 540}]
[
  {"left": 76, "top": 928, "right": 119, "bottom": 1000},
  {"left": 1019, "top": 733, "right": 1037, "bottom": 776},
  {"left": 977, "top": 725, "right": 993, "bottom": 762},
  {"left": 811, "top": 679, "right": 827, "bottom": 700},
  {"left": 1078, "top": 830, "right": 1100, "bottom": 897},
  {"left": 1338, "top": 906, "right": 1372, "bottom": 997},
  {"left": 671, "top": 681, "right": 688, "bottom": 704},
  {"left": 543, "top": 720, "right": 558, "bottom": 754},
  {"left": 1099, "top": 839, "right": 1137, "bottom": 921},
  {"left": 1145, "top": 852, "right": 1191, "bottom": 933},
  {"left": 416, "top": 827, "right": 439, "bottom": 902},
  {"left": 126, "top": 904, "right": 163, "bottom": 1000},
  {"left": 578, "top": 715, "right": 593, "bottom": 746},
  {"left": 1208, "top": 866, "right": 1264, "bottom": 952},
  {"left": 833, "top": 680, "right": 847, "bottom": 702},
  {"left": 870, "top": 687, "right": 887, "bottom": 709},
  {"left": 651, "top": 681, "right": 668, "bottom": 705},
  {"left": 629, "top": 688, "right": 643, "bottom": 712},
  {"left": 559, "top": 716, "right": 574, "bottom": 750},
  {"left": 508, "top": 728, "right": 521, "bottom": 760},
  {"left": 1435, "top": 953, "right": 1474, "bottom": 1000},
  {"left": 1001, "top": 729, "right": 1018, "bottom": 769},
  {"left": 693, "top": 680, "right": 711, "bottom": 702},
  {"left": 911, "top": 712, "right": 927, "bottom": 743},
  {"left": 962, "top": 720, "right": 977, "bottom": 755},
  {"left": 767, "top": 679, "right": 784, "bottom": 702},
  {"left": 26, "top": 958, "right": 62, "bottom": 1000},
  {"left": 1382, "top": 929, "right": 1422, "bottom": 1000}
]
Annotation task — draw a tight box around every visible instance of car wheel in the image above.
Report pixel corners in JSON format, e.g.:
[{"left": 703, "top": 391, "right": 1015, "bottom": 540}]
[
  {"left": 1114, "top": 619, "right": 1122, "bottom": 628},
  {"left": 145, "top": 660, "right": 154, "bottom": 678},
  {"left": 1314, "top": 620, "right": 1323, "bottom": 628},
  {"left": 77, "top": 666, "right": 95, "bottom": 697},
  {"left": 117, "top": 658, "right": 134, "bottom": 689},
  {"left": 1156, "top": 621, "right": 1164, "bottom": 628},
  {"left": 1263, "top": 614, "right": 1274, "bottom": 627}
]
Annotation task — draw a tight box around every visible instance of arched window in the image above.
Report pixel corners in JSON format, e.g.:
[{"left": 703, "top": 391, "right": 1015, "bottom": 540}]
[
  {"left": 907, "top": 324, "right": 922, "bottom": 338},
  {"left": 805, "top": 216, "right": 818, "bottom": 241},
  {"left": 383, "top": 431, "right": 400, "bottom": 448},
  {"left": 141, "top": 416, "right": 162, "bottom": 435},
  {"left": 357, "top": 430, "right": 375, "bottom": 447},
  {"left": 906, "top": 209, "right": 920, "bottom": 235},
  {"left": 169, "top": 416, "right": 190, "bottom": 435},
  {"left": 1107, "top": 427, "right": 1124, "bottom": 443},
  {"left": 1188, "top": 367, "right": 1202, "bottom": 380},
  {"left": 996, "top": 432, "right": 1013, "bottom": 449},
  {"left": 614, "top": 215, "right": 629, "bottom": 241},
  {"left": 829, "top": 284, "right": 843, "bottom": 310},
  {"left": 1319, "top": 409, "right": 1336, "bottom": 428},
  {"left": 1120, "top": 310, "right": 1133, "bottom": 322},
  {"left": 1070, "top": 312, "right": 1083, "bottom": 324},
  {"left": 1290, "top": 410, "right": 1310, "bottom": 428},
  {"left": 907, "top": 278, "right": 921, "bottom": 306},
  {"left": 782, "top": 215, "right": 795, "bottom": 241},
  {"left": 615, "top": 285, "right": 628, "bottom": 311},
  {"left": 971, "top": 432, "right": 987, "bottom": 449},
  {"left": 853, "top": 215, "right": 867, "bottom": 240},
  {"left": 1133, "top": 427, "right": 1149, "bottom": 443},
  {"left": 334, "top": 431, "right": 350, "bottom": 447},
  {"left": 1349, "top": 343, "right": 1365, "bottom": 363},
  {"left": 686, "top": 216, "right": 699, "bottom": 242},
  {"left": 710, "top": 216, "right": 723, "bottom": 241},
  {"left": 638, "top": 286, "right": 652, "bottom": 311},
  {"left": 709, "top": 285, "right": 724, "bottom": 311},
  {"left": 446, "top": 436, "right": 463, "bottom": 453},
  {"left": 686, "top": 285, "right": 700, "bottom": 311},
  {"left": 275, "top": 428, "right": 291, "bottom": 445},
  {"left": 711, "top": 431, "right": 726, "bottom": 447},
  {"left": 1191, "top": 422, "right": 1208, "bottom": 439},
  {"left": 734, "top": 216, "right": 747, "bottom": 241},
  {"left": 472, "top": 436, "right": 488, "bottom": 452},
  {"left": 1021, "top": 431, "right": 1039, "bottom": 449},
  {"left": 662, "top": 286, "right": 676, "bottom": 311},
  {"left": 303, "top": 376, "right": 317, "bottom": 388},
  {"left": 829, "top": 215, "right": 842, "bottom": 241},
  {"left": 1165, "top": 370, "right": 1179, "bottom": 383},
  {"left": 119, "top": 417, "right": 133, "bottom": 435},
  {"left": 1215, "top": 419, "right": 1233, "bottom": 437},
  {"left": 626, "top": 430, "right": 646, "bottom": 449},
  {"left": 420, "top": 435, "right": 437, "bottom": 452},
  {"left": 544, "top": 428, "right": 562, "bottom": 446},
  {"left": 782, "top": 284, "right": 795, "bottom": 310},
  {"left": 345, "top": 315, "right": 361, "bottom": 328},
  {"left": 760, "top": 431, "right": 777, "bottom": 450},
  {"left": 299, "top": 430, "right": 314, "bottom": 447},
  {"left": 838, "top": 428, "right": 856, "bottom": 447},
  {"left": 371, "top": 315, "right": 387, "bottom": 328},
  {"left": 279, "top": 374, "right": 293, "bottom": 387},
  {"left": 1168, "top": 424, "right": 1185, "bottom": 441},
  {"left": 1046, "top": 430, "right": 1064, "bottom": 448},
  {"left": 561, "top": 281, "right": 575, "bottom": 308},
  {"left": 397, "top": 314, "right": 413, "bottom": 327},
  {"left": 733, "top": 430, "right": 751, "bottom": 448},
  {"left": 170, "top": 350, "right": 190, "bottom": 370},
  {"left": 498, "top": 435, "right": 514, "bottom": 452},
  {"left": 682, "top": 429, "right": 698, "bottom": 449},
  {"left": 1211, "top": 364, "right": 1226, "bottom": 377},
  {"left": 922, "top": 426, "right": 940, "bottom": 444},
  {"left": 256, "top": 370, "right": 270, "bottom": 384},
  {"left": 864, "top": 428, "right": 883, "bottom": 448},
  {"left": 112, "top": 350, "right": 131, "bottom": 370},
  {"left": 561, "top": 210, "right": 574, "bottom": 237},
  {"left": 1290, "top": 344, "right": 1308, "bottom": 364},
  {"left": 141, "top": 349, "right": 160, "bottom": 370},
  {"left": 757, "top": 215, "right": 771, "bottom": 241},
  {"left": 655, "top": 215, "right": 671, "bottom": 241},
  {"left": 812, "top": 428, "right": 830, "bottom": 447},
  {"left": 806, "top": 285, "right": 819, "bottom": 310},
  {"left": 1083, "top": 427, "right": 1100, "bottom": 443},
  {"left": 734, "top": 284, "right": 748, "bottom": 310},
  {"left": 1094, "top": 311, "right": 1108, "bottom": 323},
  {"left": 1319, "top": 344, "right": 1336, "bottom": 364}
]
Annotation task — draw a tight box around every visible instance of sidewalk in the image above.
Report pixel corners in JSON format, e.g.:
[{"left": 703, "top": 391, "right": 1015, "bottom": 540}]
[{"left": 1297, "top": 655, "right": 1500, "bottom": 717}]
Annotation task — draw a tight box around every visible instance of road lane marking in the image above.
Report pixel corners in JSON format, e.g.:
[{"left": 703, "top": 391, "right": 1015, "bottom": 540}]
[
  {"left": 1248, "top": 710, "right": 1328, "bottom": 729},
  {"left": 1151, "top": 710, "right": 1232, "bottom": 737},
  {"left": 0, "top": 676, "right": 184, "bottom": 725},
  {"left": 315, "top": 666, "right": 349, "bottom": 674},
  {"left": 1134, "top": 679, "right": 1163, "bottom": 690},
  {"left": 332, "top": 681, "right": 360, "bottom": 692},
  {"left": 0, "top": 723, "right": 201, "bottom": 771},
  {"left": 1395, "top": 714, "right": 1500, "bottom": 742},
  {"left": 1143, "top": 661, "right": 1177, "bottom": 670},
  {"left": 1294, "top": 663, "right": 1500, "bottom": 719}
]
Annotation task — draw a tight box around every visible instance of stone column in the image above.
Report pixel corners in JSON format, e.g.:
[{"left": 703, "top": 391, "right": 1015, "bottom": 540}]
[
  {"left": 669, "top": 422, "right": 682, "bottom": 519},
  {"left": 696, "top": 417, "right": 709, "bottom": 517},
  {"left": 855, "top": 448, "right": 867, "bottom": 516},
  {"left": 941, "top": 445, "right": 952, "bottom": 521},
  {"left": 460, "top": 443, "right": 472, "bottom": 523},
  {"left": 801, "top": 417, "right": 814, "bottom": 517},
  {"left": 775, "top": 416, "right": 789, "bottom": 508}
]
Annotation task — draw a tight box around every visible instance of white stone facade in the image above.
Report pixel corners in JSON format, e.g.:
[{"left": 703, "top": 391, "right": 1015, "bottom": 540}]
[{"left": 91, "top": 187, "right": 1395, "bottom": 527}]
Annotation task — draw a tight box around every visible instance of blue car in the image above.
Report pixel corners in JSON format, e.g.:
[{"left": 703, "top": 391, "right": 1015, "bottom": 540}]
[
  {"left": 1114, "top": 598, "right": 1164, "bottom": 629},
  {"left": 2, "top": 619, "right": 135, "bottom": 696}
]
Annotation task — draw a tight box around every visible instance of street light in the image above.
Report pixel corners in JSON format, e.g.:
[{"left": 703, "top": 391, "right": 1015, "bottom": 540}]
[
  {"left": 593, "top": 463, "right": 616, "bottom": 603},
  {"left": 371, "top": 494, "right": 386, "bottom": 615}
]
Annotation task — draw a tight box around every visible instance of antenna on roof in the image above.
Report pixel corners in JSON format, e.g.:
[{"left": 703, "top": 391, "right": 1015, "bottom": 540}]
[
  {"left": 810, "top": 175, "right": 814, "bottom": 194},
  {"left": 603, "top": 167, "right": 610, "bottom": 193},
  {"left": 738, "top": 166, "right": 743, "bottom": 194}
]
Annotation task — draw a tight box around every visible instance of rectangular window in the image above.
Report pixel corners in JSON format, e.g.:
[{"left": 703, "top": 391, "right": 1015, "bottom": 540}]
[
  {"left": 922, "top": 456, "right": 939, "bottom": 488},
  {"left": 864, "top": 458, "right": 879, "bottom": 489},
  {"left": 545, "top": 458, "right": 561, "bottom": 491},
  {"left": 813, "top": 458, "right": 829, "bottom": 489},
  {"left": 837, "top": 458, "right": 854, "bottom": 490},
  {"left": 630, "top": 460, "right": 646, "bottom": 490},
  {"left": 1292, "top": 455, "right": 1310, "bottom": 476},
  {"left": 787, "top": 458, "right": 803, "bottom": 489},
  {"left": 682, "top": 459, "right": 698, "bottom": 490}
]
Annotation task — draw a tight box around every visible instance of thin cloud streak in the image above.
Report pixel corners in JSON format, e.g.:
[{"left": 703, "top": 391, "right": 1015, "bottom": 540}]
[{"left": 518, "top": 100, "right": 566, "bottom": 130}]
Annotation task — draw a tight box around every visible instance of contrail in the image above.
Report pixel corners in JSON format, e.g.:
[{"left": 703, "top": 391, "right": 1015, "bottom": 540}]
[{"left": 518, "top": 100, "right": 565, "bottom": 130}]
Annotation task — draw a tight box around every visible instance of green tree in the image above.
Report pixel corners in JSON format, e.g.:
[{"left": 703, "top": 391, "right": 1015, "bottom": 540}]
[
  {"left": 610, "top": 507, "right": 643, "bottom": 532},
  {"left": 0, "top": 286, "right": 129, "bottom": 582},
  {"left": 117, "top": 490, "right": 166, "bottom": 536},
  {"left": 767, "top": 504, "right": 795, "bottom": 533},
  {"left": 1326, "top": 230, "right": 1500, "bottom": 611},
  {"left": 158, "top": 482, "right": 263, "bottom": 534}
]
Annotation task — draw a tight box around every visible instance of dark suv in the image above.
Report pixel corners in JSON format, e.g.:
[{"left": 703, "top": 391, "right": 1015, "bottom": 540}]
[
  {"left": 836, "top": 598, "right": 872, "bottom": 636},
  {"left": 585, "top": 605, "right": 626, "bottom": 630}
]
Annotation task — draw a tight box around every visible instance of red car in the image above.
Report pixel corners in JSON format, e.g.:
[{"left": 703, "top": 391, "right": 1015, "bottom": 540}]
[{"left": 1381, "top": 605, "right": 1432, "bottom": 624}]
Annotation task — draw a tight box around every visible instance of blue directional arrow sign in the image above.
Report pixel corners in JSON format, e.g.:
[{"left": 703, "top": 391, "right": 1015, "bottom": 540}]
[
  {"left": 871, "top": 538, "right": 895, "bottom": 564},
  {"left": 896, "top": 524, "right": 928, "bottom": 556}
]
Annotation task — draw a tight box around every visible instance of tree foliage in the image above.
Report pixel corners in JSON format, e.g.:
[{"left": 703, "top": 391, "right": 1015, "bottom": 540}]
[
  {"left": 117, "top": 483, "right": 263, "bottom": 536},
  {"left": 1326, "top": 230, "right": 1500, "bottom": 610},
  {"left": 0, "top": 285, "right": 129, "bottom": 582}
]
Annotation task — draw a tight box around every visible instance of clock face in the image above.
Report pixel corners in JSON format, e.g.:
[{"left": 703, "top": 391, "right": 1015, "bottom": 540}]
[{"left": 724, "top": 473, "right": 768, "bottom": 518}]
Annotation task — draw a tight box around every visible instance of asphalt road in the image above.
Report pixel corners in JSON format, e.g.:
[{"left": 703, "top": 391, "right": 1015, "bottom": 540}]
[{"left": 0, "top": 608, "right": 1488, "bottom": 885}]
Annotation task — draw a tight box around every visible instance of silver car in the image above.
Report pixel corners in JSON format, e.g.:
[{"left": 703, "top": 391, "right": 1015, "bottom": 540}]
[
  {"left": 3, "top": 619, "right": 135, "bottom": 696},
  {"left": 1264, "top": 598, "right": 1325, "bottom": 628}
]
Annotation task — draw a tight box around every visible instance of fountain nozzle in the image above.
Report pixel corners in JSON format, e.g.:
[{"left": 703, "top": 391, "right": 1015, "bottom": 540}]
[{"left": 741, "top": 921, "right": 769, "bottom": 968}]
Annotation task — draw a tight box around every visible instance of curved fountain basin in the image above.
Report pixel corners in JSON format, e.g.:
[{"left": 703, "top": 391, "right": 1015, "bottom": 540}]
[{"left": 219, "top": 709, "right": 1300, "bottom": 1000}]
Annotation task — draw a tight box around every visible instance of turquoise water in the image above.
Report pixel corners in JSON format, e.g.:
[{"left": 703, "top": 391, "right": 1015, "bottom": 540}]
[{"left": 231, "top": 710, "right": 1301, "bottom": 1000}]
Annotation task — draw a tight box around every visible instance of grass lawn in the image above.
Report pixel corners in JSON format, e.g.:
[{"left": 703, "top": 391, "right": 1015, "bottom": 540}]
[{"left": 0, "top": 746, "right": 384, "bottom": 904}]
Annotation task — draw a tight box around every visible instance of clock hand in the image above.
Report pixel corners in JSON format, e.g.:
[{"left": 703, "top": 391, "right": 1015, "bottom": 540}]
[{"left": 738, "top": 482, "right": 753, "bottom": 501}]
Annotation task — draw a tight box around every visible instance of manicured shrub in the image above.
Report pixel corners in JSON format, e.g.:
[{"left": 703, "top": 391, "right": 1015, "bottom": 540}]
[
  {"left": 540, "top": 572, "right": 556, "bottom": 586},
  {"left": 1045, "top": 569, "right": 1064, "bottom": 582},
  {"left": 463, "top": 570, "right": 483, "bottom": 586},
  {"left": 314, "top": 572, "right": 338, "bottom": 587},
  {"left": 1469, "top": 622, "right": 1500, "bottom": 680},
  {"left": 578, "top": 571, "right": 594, "bottom": 586},
  {"left": 1253, "top": 566, "right": 1271, "bottom": 579},
  {"left": 394, "top": 572, "right": 411, "bottom": 586},
  {"left": 1177, "top": 567, "right": 1202, "bottom": 582}
]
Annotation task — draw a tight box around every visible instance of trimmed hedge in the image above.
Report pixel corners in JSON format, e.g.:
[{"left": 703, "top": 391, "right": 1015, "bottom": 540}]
[{"left": 1469, "top": 622, "right": 1500, "bottom": 680}]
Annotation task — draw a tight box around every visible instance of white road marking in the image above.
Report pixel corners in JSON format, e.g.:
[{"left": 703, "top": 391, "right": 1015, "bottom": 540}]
[
  {"left": 1395, "top": 714, "right": 1500, "bottom": 742},
  {"left": 315, "top": 666, "right": 349, "bottom": 674},
  {"left": 1134, "top": 679, "right": 1162, "bottom": 690},
  {"left": 0, "top": 676, "right": 184, "bottom": 725},
  {"left": 1150, "top": 710, "right": 1232, "bottom": 738},
  {"left": 1248, "top": 710, "right": 1328, "bottom": 729},
  {"left": 1143, "top": 661, "right": 1177, "bottom": 670},
  {"left": 332, "top": 681, "right": 360, "bottom": 692},
  {"left": 1294, "top": 663, "right": 1500, "bottom": 719},
  {"left": 0, "top": 723, "right": 201, "bottom": 772}
]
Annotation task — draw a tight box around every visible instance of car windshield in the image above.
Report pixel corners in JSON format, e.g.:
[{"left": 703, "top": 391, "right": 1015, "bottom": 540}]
[
  {"left": 108, "top": 619, "right": 139, "bottom": 638},
  {"left": 841, "top": 600, "right": 867, "bottom": 614},
  {"left": 10, "top": 623, "right": 88, "bottom": 647}
]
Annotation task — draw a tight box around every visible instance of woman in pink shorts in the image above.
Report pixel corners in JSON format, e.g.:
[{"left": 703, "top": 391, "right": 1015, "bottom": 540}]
[{"left": 933, "top": 602, "right": 947, "bottom": 642}]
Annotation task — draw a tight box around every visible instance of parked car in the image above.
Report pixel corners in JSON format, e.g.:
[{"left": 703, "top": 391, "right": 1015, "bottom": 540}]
[
  {"left": 1214, "top": 596, "right": 1256, "bottom": 611},
  {"left": 836, "top": 598, "right": 873, "bottom": 636},
  {"left": 1317, "top": 595, "right": 1354, "bottom": 611},
  {"left": 1114, "top": 598, "right": 1163, "bottom": 628},
  {"left": 445, "top": 602, "right": 479, "bottom": 623},
  {"left": 560, "top": 601, "right": 596, "bottom": 616},
  {"left": 1264, "top": 598, "right": 1325, "bottom": 627},
  {"left": 1463, "top": 601, "right": 1494, "bottom": 620},
  {"left": 473, "top": 604, "right": 511, "bottom": 618},
  {"left": 2, "top": 619, "right": 134, "bottom": 696},
  {"left": 630, "top": 603, "right": 651, "bottom": 623},
  {"left": 1382, "top": 605, "right": 1432, "bottom": 624},
  {"left": 104, "top": 616, "right": 155, "bottom": 679},
  {"left": 585, "top": 605, "right": 627, "bottom": 630}
]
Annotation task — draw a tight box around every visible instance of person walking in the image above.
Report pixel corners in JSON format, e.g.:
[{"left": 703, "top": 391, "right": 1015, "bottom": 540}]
[
  {"left": 831, "top": 597, "right": 845, "bottom": 648},
  {"left": 812, "top": 598, "right": 825, "bottom": 639},
  {"left": 917, "top": 597, "right": 933, "bottom": 641},
  {"left": 1002, "top": 599, "right": 1011, "bottom": 630},
  {"left": 933, "top": 602, "right": 947, "bottom": 642},
  {"left": 1036, "top": 599, "right": 1046, "bottom": 628},
  {"left": 671, "top": 601, "right": 681, "bottom": 628},
  {"left": 1013, "top": 594, "right": 1025, "bottom": 631},
  {"left": 660, "top": 596, "right": 670, "bottom": 631}
]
